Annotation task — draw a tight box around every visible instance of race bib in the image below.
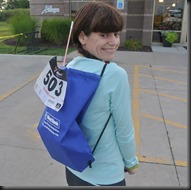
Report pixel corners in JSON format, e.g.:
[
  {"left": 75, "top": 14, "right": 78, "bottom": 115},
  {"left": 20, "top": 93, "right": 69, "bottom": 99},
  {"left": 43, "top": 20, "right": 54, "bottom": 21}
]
[{"left": 34, "top": 59, "right": 67, "bottom": 112}]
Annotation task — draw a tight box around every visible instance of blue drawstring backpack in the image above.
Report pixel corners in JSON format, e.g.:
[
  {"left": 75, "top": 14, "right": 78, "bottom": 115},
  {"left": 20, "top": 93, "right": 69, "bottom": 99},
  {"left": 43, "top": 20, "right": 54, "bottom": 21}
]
[{"left": 35, "top": 56, "right": 109, "bottom": 172}]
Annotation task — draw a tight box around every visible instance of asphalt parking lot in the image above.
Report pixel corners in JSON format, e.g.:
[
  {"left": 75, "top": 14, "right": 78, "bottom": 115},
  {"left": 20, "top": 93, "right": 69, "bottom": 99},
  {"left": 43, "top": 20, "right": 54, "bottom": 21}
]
[{"left": 0, "top": 45, "right": 189, "bottom": 187}]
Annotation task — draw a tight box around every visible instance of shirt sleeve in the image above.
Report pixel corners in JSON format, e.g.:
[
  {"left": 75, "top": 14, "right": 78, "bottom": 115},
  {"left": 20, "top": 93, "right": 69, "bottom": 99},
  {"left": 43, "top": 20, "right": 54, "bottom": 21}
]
[{"left": 109, "top": 66, "right": 139, "bottom": 169}]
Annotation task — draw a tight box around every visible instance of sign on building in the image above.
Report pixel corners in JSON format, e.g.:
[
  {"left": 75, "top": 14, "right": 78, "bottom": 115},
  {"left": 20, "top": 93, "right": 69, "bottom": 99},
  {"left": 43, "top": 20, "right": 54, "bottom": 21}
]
[{"left": 117, "top": 0, "right": 124, "bottom": 10}]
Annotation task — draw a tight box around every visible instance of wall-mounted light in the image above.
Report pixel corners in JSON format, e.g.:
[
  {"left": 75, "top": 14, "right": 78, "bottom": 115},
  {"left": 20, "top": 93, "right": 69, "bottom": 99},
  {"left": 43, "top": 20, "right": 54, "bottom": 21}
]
[
  {"left": 159, "top": 0, "right": 164, "bottom": 2},
  {"left": 172, "top": 3, "right": 176, "bottom": 7}
]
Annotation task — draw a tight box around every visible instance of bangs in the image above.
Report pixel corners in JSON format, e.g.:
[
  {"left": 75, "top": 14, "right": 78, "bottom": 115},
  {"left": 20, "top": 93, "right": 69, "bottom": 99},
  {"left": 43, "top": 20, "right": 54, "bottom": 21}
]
[
  {"left": 83, "top": 4, "right": 123, "bottom": 34},
  {"left": 92, "top": 14, "right": 123, "bottom": 33}
]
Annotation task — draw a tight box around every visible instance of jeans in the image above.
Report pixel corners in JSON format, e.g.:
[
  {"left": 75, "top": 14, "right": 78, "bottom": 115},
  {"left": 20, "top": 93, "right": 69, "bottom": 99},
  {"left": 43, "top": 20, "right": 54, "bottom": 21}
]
[{"left": 65, "top": 167, "right": 126, "bottom": 186}]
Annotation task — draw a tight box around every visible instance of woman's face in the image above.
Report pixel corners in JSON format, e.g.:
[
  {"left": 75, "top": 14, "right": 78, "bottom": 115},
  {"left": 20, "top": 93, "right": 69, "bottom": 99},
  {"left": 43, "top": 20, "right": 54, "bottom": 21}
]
[{"left": 78, "top": 32, "right": 121, "bottom": 61}]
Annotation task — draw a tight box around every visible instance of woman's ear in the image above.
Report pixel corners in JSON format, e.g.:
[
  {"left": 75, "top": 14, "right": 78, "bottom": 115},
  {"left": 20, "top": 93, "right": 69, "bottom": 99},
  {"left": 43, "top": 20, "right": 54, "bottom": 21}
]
[{"left": 78, "top": 31, "right": 87, "bottom": 45}]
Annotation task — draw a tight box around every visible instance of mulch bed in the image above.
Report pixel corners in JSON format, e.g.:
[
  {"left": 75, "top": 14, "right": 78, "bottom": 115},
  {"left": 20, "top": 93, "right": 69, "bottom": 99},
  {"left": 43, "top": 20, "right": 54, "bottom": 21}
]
[
  {"left": 118, "top": 46, "right": 152, "bottom": 52},
  {"left": 4, "top": 38, "right": 153, "bottom": 52}
]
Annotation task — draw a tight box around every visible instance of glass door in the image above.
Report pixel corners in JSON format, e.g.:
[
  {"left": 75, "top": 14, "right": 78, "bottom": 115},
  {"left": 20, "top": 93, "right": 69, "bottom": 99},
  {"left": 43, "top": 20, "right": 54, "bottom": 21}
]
[{"left": 152, "top": 0, "right": 185, "bottom": 43}]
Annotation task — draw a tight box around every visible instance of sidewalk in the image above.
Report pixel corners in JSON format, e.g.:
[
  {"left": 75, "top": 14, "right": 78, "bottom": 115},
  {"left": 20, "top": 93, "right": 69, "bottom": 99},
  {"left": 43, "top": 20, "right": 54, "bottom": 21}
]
[{"left": 0, "top": 45, "right": 188, "bottom": 187}]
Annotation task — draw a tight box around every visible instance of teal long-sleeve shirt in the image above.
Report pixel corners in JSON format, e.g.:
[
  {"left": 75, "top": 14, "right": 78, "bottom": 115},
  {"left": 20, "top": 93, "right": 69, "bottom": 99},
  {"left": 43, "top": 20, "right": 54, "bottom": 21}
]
[{"left": 66, "top": 56, "right": 138, "bottom": 185}]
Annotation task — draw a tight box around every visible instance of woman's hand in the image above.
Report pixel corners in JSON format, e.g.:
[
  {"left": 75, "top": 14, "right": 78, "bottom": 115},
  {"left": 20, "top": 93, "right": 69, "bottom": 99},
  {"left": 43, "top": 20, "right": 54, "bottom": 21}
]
[
  {"left": 124, "top": 167, "right": 138, "bottom": 175},
  {"left": 124, "top": 164, "right": 138, "bottom": 175}
]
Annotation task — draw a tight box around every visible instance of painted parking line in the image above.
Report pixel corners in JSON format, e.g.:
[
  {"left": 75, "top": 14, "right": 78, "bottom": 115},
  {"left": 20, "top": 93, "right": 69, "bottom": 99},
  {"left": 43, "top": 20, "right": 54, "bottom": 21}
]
[
  {"left": 137, "top": 154, "right": 187, "bottom": 167},
  {"left": 139, "top": 65, "right": 186, "bottom": 74},
  {"left": 33, "top": 123, "right": 40, "bottom": 139},
  {"left": 140, "top": 89, "right": 187, "bottom": 102},
  {"left": 132, "top": 65, "right": 140, "bottom": 147},
  {"left": 137, "top": 154, "right": 171, "bottom": 165},
  {"left": 0, "top": 73, "right": 39, "bottom": 102},
  {"left": 132, "top": 65, "right": 187, "bottom": 167},
  {"left": 139, "top": 74, "right": 186, "bottom": 85},
  {"left": 141, "top": 112, "right": 187, "bottom": 129},
  {"left": 175, "top": 160, "right": 187, "bottom": 167}
]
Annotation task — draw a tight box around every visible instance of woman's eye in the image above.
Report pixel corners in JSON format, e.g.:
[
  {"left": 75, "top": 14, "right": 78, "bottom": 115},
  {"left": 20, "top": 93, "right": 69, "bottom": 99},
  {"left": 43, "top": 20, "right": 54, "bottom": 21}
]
[
  {"left": 114, "top": 33, "right": 120, "bottom": 37},
  {"left": 100, "top": 34, "right": 108, "bottom": 37},
  {"left": 100, "top": 33, "right": 120, "bottom": 38}
]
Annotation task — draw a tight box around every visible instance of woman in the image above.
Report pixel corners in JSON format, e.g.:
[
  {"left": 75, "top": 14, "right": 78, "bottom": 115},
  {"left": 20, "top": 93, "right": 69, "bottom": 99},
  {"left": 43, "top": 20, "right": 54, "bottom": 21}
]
[{"left": 65, "top": 1, "right": 139, "bottom": 186}]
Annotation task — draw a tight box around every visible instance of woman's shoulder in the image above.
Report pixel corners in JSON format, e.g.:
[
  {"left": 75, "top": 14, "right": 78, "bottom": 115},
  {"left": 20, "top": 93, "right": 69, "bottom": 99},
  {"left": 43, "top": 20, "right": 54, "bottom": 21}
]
[
  {"left": 106, "top": 62, "right": 127, "bottom": 77},
  {"left": 67, "top": 57, "right": 127, "bottom": 77}
]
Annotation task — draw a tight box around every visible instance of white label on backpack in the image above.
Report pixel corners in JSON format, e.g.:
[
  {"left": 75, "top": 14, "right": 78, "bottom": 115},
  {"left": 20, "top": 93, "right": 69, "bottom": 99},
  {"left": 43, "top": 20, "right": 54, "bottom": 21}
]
[{"left": 34, "top": 63, "right": 67, "bottom": 112}]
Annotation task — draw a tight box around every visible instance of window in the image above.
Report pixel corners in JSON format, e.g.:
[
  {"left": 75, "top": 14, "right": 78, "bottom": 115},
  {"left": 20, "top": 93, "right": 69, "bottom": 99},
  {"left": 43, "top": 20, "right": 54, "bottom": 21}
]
[{"left": 152, "top": 0, "right": 185, "bottom": 43}]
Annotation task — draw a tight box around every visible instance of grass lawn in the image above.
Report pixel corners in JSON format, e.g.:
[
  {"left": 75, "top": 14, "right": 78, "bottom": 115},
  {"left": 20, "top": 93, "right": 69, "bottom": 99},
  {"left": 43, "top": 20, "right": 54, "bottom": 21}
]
[
  {"left": 0, "top": 21, "right": 13, "bottom": 41},
  {"left": 0, "top": 21, "right": 22, "bottom": 53},
  {"left": 0, "top": 21, "right": 75, "bottom": 56}
]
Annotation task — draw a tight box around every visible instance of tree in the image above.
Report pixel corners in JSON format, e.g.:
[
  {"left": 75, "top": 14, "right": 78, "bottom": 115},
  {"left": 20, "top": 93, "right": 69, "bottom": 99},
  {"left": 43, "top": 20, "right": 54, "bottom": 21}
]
[
  {"left": 5, "top": 0, "right": 29, "bottom": 9},
  {"left": 0, "top": 0, "right": 6, "bottom": 10},
  {"left": 18, "top": 0, "right": 29, "bottom": 8}
]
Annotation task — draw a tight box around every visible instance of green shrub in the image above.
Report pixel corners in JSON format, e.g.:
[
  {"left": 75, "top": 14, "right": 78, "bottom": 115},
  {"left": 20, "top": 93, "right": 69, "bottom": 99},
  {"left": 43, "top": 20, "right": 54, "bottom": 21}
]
[
  {"left": 41, "top": 18, "right": 72, "bottom": 45},
  {"left": 41, "top": 20, "right": 51, "bottom": 42},
  {"left": 0, "top": 9, "right": 29, "bottom": 21},
  {"left": 124, "top": 38, "right": 143, "bottom": 51},
  {"left": 0, "top": 10, "right": 10, "bottom": 21},
  {"left": 9, "top": 11, "right": 38, "bottom": 45}
]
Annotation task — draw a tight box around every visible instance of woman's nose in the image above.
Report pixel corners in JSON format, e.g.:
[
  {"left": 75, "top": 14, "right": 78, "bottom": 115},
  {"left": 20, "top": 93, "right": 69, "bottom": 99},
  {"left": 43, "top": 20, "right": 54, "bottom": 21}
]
[{"left": 108, "top": 34, "right": 119, "bottom": 45}]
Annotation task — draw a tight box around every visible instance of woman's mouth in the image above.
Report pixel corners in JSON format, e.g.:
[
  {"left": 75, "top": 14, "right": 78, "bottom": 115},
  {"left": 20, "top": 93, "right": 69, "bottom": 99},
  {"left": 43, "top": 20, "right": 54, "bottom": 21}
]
[{"left": 102, "top": 48, "right": 116, "bottom": 53}]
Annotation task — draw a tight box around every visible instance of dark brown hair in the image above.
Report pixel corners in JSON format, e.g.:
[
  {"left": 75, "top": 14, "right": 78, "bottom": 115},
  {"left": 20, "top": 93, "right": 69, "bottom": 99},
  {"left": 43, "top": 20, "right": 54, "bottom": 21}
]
[{"left": 72, "top": 2, "right": 124, "bottom": 58}]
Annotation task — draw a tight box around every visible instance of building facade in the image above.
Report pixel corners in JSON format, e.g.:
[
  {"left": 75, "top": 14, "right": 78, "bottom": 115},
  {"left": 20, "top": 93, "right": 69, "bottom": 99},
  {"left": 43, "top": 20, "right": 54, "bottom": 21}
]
[{"left": 30, "top": 0, "right": 187, "bottom": 47}]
